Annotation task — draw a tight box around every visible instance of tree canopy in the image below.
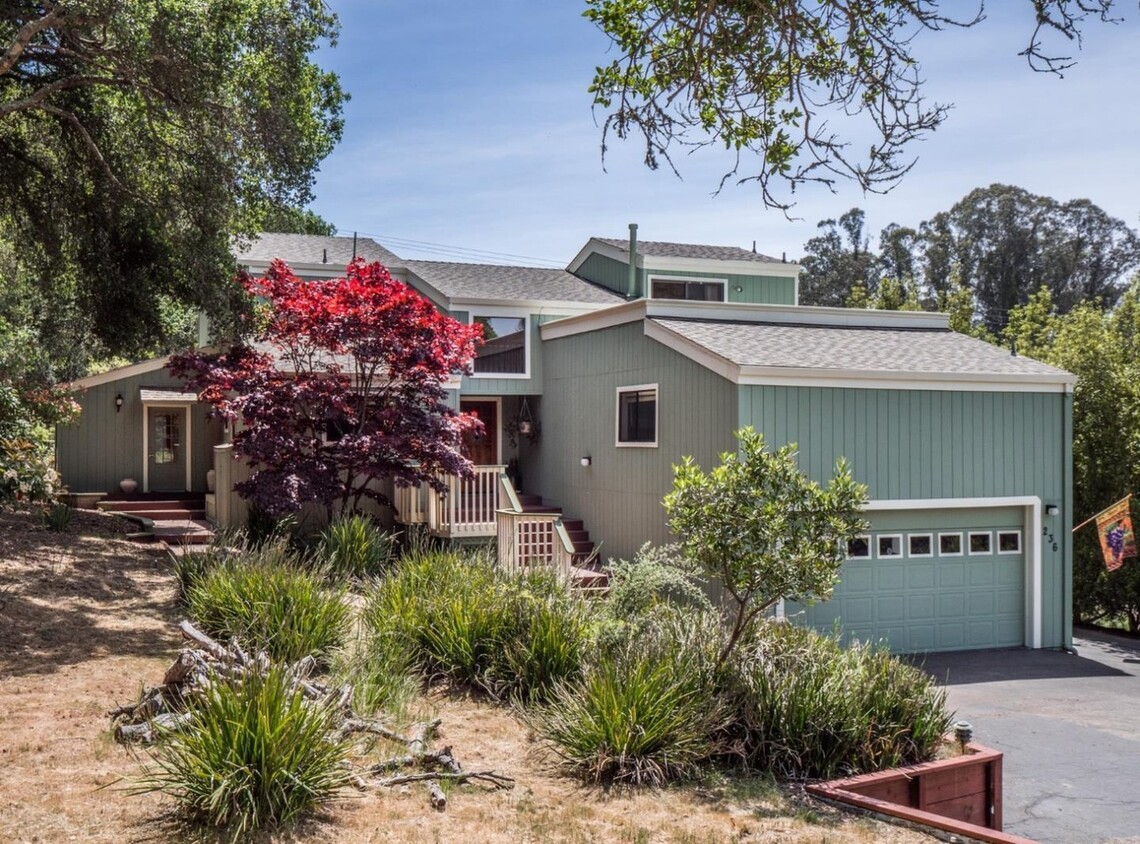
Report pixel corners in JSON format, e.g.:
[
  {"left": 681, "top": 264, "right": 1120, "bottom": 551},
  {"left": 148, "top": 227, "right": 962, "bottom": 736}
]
[
  {"left": 0, "top": 1, "right": 345, "bottom": 367},
  {"left": 170, "top": 260, "right": 482, "bottom": 520},
  {"left": 585, "top": 1, "right": 1124, "bottom": 207},
  {"left": 798, "top": 185, "right": 1140, "bottom": 334}
]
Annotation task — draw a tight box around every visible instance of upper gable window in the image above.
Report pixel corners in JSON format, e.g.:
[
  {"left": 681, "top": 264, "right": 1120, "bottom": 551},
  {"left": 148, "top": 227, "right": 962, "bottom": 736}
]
[
  {"left": 472, "top": 316, "right": 527, "bottom": 377},
  {"left": 649, "top": 275, "right": 726, "bottom": 302},
  {"left": 616, "top": 384, "right": 658, "bottom": 447}
]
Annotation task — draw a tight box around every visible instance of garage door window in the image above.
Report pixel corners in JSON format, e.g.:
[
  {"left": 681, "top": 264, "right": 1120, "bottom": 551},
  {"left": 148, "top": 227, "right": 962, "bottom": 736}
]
[
  {"left": 968, "top": 531, "right": 993, "bottom": 555},
  {"left": 908, "top": 534, "right": 933, "bottom": 557},
  {"left": 846, "top": 535, "right": 871, "bottom": 559},
  {"left": 998, "top": 530, "right": 1022, "bottom": 554},
  {"left": 939, "top": 532, "right": 963, "bottom": 556},
  {"left": 878, "top": 534, "right": 903, "bottom": 557}
]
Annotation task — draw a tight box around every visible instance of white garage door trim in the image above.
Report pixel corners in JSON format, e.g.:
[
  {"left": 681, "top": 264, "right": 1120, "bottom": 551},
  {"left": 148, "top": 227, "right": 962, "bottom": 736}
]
[{"left": 863, "top": 497, "right": 1042, "bottom": 648}]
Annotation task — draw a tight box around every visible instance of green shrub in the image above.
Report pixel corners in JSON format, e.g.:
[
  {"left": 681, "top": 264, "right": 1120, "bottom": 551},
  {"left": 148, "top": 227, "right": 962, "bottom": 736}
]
[
  {"left": 529, "top": 621, "right": 728, "bottom": 785},
  {"left": 138, "top": 666, "right": 351, "bottom": 835},
  {"left": 186, "top": 554, "right": 349, "bottom": 664},
  {"left": 41, "top": 501, "right": 73, "bottom": 532},
  {"left": 727, "top": 622, "right": 952, "bottom": 779},
  {"left": 363, "top": 550, "right": 593, "bottom": 702},
  {"left": 319, "top": 513, "right": 396, "bottom": 580}
]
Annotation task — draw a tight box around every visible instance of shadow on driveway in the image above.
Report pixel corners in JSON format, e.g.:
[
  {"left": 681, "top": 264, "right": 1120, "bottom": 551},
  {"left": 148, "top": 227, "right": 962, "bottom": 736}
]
[{"left": 907, "top": 646, "right": 1127, "bottom": 685}]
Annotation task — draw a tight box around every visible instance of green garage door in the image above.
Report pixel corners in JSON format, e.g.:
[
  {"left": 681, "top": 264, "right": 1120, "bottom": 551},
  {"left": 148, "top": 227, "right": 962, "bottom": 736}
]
[{"left": 796, "top": 507, "right": 1026, "bottom": 653}]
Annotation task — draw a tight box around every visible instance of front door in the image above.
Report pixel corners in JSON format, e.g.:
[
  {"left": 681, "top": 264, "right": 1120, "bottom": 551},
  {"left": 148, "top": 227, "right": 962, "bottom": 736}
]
[
  {"left": 460, "top": 399, "right": 498, "bottom": 465},
  {"left": 148, "top": 406, "right": 188, "bottom": 492}
]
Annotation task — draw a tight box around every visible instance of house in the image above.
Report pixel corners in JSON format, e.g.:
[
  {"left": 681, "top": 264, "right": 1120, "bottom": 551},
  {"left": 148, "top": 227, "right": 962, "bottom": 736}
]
[{"left": 57, "top": 228, "right": 1074, "bottom": 653}]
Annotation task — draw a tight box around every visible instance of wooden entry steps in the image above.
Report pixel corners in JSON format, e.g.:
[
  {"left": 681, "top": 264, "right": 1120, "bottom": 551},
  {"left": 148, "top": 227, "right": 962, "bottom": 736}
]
[
  {"left": 99, "top": 494, "right": 214, "bottom": 547},
  {"left": 515, "top": 493, "right": 608, "bottom": 591}
]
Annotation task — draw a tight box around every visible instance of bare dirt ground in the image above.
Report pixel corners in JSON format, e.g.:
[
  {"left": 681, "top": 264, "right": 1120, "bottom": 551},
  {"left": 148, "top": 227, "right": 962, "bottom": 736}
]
[{"left": 0, "top": 508, "right": 934, "bottom": 843}]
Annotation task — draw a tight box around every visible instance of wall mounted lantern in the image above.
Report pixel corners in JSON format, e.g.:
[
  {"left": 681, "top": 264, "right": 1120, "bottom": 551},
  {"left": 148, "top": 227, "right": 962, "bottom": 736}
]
[
  {"left": 580, "top": 456, "right": 592, "bottom": 467},
  {"left": 115, "top": 393, "right": 124, "bottom": 413}
]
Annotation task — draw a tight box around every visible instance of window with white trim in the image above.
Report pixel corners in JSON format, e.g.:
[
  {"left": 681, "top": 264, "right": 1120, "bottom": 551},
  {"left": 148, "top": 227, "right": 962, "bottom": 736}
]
[
  {"left": 938, "top": 532, "right": 963, "bottom": 556},
  {"left": 997, "top": 530, "right": 1022, "bottom": 554},
  {"left": 648, "top": 275, "right": 726, "bottom": 302},
  {"left": 616, "top": 384, "right": 658, "bottom": 447},
  {"left": 846, "top": 535, "right": 871, "bottom": 559},
  {"left": 471, "top": 315, "right": 527, "bottom": 376},
  {"left": 968, "top": 531, "right": 993, "bottom": 555},
  {"left": 877, "top": 534, "right": 903, "bottom": 558},
  {"left": 908, "top": 533, "right": 933, "bottom": 558}
]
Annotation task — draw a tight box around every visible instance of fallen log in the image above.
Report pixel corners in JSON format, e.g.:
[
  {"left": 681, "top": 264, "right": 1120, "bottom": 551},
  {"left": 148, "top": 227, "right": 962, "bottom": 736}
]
[{"left": 374, "top": 770, "right": 515, "bottom": 790}]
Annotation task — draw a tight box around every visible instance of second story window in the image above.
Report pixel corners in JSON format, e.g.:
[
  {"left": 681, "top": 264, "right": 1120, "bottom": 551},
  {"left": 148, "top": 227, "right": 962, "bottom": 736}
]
[
  {"left": 472, "top": 315, "right": 527, "bottom": 376},
  {"left": 649, "top": 276, "right": 726, "bottom": 302}
]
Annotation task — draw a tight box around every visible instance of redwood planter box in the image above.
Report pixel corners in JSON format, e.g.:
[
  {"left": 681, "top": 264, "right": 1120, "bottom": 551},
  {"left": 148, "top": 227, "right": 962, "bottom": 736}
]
[{"left": 807, "top": 743, "right": 1035, "bottom": 844}]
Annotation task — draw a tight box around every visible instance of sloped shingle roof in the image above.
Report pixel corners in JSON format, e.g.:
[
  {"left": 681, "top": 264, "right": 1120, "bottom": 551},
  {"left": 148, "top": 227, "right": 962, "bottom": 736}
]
[
  {"left": 597, "top": 237, "right": 783, "bottom": 264},
  {"left": 651, "top": 318, "right": 1069, "bottom": 379},
  {"left": 406, "top": 261, "right": 623, "bottom": 305},
  {"left": 235, "top": 233, "right": 402, "bottom": 267}
]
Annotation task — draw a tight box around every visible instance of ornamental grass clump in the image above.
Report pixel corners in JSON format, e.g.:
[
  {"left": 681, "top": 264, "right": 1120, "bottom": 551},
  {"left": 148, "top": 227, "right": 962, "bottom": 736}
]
[
  {"left": 528, "top": 611, "right": 729, "bottom": 786},
  {"left": 363, "top": 549, "right": 593, "bottom": 702},
  {"left": 138, "top": 665, "right": 351, "bottom": 835},
  {"left": 727, "top": 621, "right": 952, "bottom": 780},
  {"left": 186, "top": 551, "right": 349, "bottom": 664},
  {"left": 319, "top": 513, "right": 397, "bottom": 581}
]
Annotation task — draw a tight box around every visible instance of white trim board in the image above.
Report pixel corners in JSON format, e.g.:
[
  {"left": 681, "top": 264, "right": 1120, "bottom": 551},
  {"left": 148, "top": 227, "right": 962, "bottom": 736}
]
[{"left": 863, "top": 496, "right": 1044, "bottom": 649}]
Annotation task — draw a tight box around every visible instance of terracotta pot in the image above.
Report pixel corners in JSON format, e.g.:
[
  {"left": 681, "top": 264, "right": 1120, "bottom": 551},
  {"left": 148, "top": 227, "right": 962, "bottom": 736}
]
[
  {"left": 206, "top": 469, "right": 216, "bottom": 493},
  {"left": 119, "top": 478, "right": 138, "bottom": 494}
]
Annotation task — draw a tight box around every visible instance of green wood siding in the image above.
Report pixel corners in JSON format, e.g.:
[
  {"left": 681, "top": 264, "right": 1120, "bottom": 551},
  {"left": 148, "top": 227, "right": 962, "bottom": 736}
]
[
  {"left": 573, "top": 253, "right": 797, "bottom": 304},
  {"left": 56, "top": 368, "right": 223, "bottom": 494},
  {"left": 645, "top": 268, "right": 795, "bottom": 305},
  {"left": 739, "top": 385, "right": 1070, "bottom": 648},
  {"left": 527, "top": 322, "right": 737, "bottom": 562},
  {"left": 574, "top": 253, "right": 632, "bottom": 296}
]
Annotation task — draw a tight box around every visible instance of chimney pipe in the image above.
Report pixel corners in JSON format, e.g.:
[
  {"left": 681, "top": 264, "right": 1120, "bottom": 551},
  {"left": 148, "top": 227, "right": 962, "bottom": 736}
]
[{"left": 627, "top": 223, "right": 639, "bottom": 298}]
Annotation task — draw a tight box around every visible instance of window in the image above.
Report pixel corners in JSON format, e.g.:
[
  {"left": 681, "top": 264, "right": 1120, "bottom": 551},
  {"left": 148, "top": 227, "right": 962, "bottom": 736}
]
[
  {"left": 908, "top": 534, "right": 933, "bottom": 558},
  {"left": 968, "top": 531, "right": 993, "bottom": 555},
  {"left": 998, "top": 530, "right": 1022, "bottom": 554},
  {"left": 846, "top": 535, "right": 871, "bottom": 559},
  {"left": 877, "top": 534, "right": 903, "bottom": 558},
  {"left": 649, "top": 276, "right": 726, "bottom": 302},
  {"left": 472, "top": 315, "right": 527, "bottom": 376},
  {"left": 616, "top": 384, "right": 658, "bottom": 446},
  {"left": 939, "top": 532, "right": 963, "bottom": 556}
]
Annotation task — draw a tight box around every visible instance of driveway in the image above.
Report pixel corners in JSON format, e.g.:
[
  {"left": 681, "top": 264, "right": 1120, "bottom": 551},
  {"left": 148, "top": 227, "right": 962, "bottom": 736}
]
[{"left": 915, "top": 631, "right": 1140, "bottom": 844}]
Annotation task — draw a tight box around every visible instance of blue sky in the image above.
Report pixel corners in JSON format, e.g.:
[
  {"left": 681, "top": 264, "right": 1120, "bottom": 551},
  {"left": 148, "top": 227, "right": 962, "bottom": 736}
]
[{"left": 309, "top": 2, "right": 1140, "bottom": 267}]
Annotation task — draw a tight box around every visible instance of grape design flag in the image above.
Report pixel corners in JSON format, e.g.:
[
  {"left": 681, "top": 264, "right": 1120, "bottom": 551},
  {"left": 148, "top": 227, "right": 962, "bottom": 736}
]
[{"left": 1096, "top": 497, "right": 1137, "bottom": 572}]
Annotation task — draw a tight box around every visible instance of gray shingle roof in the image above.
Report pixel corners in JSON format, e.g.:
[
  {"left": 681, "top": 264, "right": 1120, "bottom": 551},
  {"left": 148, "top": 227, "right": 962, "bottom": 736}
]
[
  {"left": 652, "top": 318, "right": 1070, "bottom": 378},
  {"left": 406, "top": 261, "right": 624, "bottom": 305},
  {"left": 235, "top": 233, "right": 402, "bottom": 267},
  {"left": 597, "top": 237, "right": 784, "bottom": 264}
]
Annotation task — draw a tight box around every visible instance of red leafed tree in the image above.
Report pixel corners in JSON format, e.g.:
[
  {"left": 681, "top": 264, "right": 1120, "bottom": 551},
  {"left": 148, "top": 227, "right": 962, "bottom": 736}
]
[{"left": 169, "top": 259, "right": 483, "bottom": 518}]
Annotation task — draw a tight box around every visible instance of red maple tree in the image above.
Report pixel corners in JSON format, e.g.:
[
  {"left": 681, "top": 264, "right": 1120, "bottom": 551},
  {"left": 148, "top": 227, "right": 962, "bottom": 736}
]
[{"left": 170, "top": 259, "right": 482, "bottom": 518}]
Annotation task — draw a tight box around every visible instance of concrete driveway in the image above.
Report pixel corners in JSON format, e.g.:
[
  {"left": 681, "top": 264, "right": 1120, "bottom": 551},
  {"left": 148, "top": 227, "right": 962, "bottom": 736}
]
[{"left": 914, "top": 631, "right": 1140, "bottom": 844}]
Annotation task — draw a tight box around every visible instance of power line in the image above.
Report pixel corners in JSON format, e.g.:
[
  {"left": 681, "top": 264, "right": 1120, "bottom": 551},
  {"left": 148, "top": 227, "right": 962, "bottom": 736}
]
[{"left": 336, "top": 229, "right": 565, "bottom": 268}]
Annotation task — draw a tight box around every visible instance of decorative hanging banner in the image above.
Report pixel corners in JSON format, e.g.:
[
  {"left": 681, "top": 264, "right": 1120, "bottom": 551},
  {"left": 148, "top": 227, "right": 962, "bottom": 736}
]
[{"left": 1095, "top": 496, "right": 1137, "bottom": 571}]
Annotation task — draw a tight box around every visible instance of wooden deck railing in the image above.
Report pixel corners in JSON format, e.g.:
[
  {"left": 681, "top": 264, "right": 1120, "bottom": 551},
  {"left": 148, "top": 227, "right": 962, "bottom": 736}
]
[
  {"left": 495, "top": 509, "right": 575, "bottom": 581},
  {"left": 393, "top": 465, "right": 506, "bottom": 539}
]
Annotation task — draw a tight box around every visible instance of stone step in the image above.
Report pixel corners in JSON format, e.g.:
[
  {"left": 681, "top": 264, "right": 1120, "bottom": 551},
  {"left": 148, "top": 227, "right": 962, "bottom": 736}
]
[{"left": 100, "top": 499, "right": 204, "bottom": 512}]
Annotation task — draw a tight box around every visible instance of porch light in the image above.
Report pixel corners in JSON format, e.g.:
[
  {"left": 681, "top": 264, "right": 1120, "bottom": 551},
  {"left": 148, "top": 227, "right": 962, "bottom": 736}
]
[
  {"left": 1045, "top": 504, "right": 1060, "bottom": 516},
  {"left": 580, "top": 456, "right": 591, "bottom": 467},
  {"left": 115, "top": 393, "right": 124, "bottom": 413}
]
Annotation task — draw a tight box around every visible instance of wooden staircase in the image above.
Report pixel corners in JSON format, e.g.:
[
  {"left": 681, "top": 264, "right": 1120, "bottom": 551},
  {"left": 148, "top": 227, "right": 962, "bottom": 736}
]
[
  {"left": 98, "top": 493, "right": 214, "bottom": 547},
  {"left": 514, "top": 493, "right": 608, "bottom": 591}
]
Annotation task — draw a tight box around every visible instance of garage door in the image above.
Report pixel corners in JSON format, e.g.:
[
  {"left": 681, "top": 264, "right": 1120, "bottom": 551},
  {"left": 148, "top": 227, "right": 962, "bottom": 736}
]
[{"left": 795, "top": 508, "right": 1026, "bottom": 653}]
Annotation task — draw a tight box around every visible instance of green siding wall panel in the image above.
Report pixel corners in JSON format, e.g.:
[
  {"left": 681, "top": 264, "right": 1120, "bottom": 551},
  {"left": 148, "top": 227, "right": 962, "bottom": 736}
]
[
  {"left": 57, "top": 367, "right": 223, "bottom": 494},
  {"left": 739, "top": 385, "right": 1070, "bottom": 648},
  {"left": 528, "top": 322, "right": 737, "bottom": 561},
  {"left": 573, "top": 252, "right": 796, "bottom": 304}
]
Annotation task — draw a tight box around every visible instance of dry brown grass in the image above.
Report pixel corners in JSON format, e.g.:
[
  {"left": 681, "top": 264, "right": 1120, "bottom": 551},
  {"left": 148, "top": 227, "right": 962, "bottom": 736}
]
[{"left": 0, "top": 508, "right": 935, "bottom": 843}]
